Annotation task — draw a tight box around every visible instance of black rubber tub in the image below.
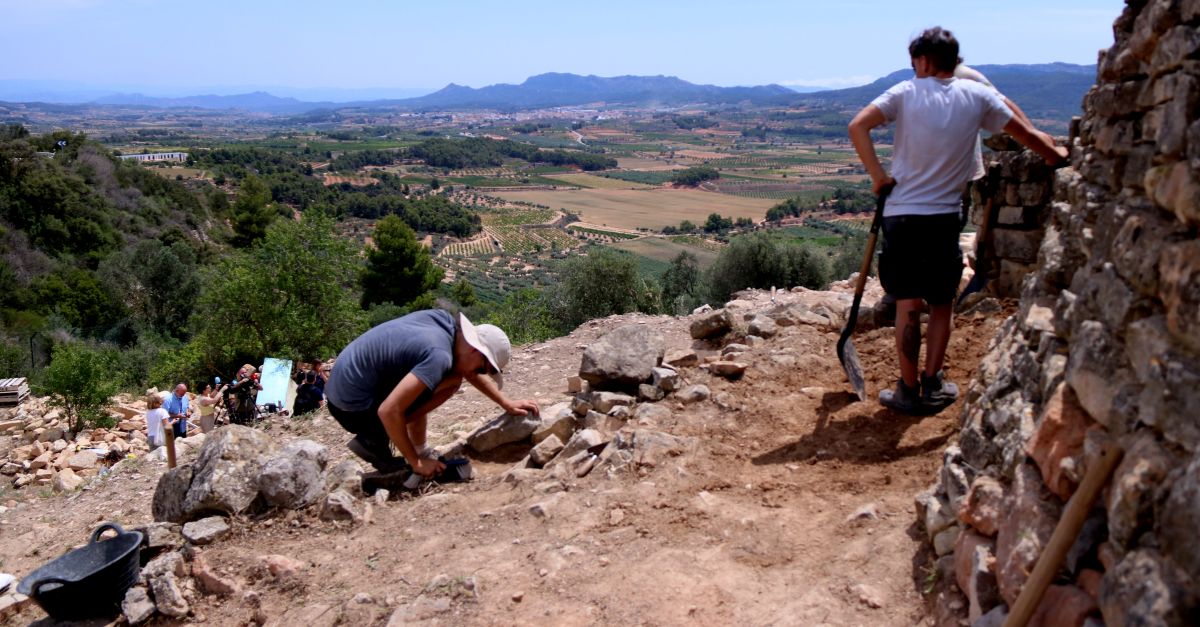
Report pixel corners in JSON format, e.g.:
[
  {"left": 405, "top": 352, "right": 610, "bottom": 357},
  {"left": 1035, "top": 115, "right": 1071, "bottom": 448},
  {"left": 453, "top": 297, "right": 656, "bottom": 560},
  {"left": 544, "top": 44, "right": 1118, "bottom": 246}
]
[{"left": 17, "top": 522, "right": 144, "bottom": 620}]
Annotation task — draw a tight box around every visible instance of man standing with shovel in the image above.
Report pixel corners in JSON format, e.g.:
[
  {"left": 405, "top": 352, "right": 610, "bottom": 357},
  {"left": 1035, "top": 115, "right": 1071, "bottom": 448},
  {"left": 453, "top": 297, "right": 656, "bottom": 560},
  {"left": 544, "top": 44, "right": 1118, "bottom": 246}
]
[{"left": 848, "top": 26, "right": 1066, "bottom": 414}]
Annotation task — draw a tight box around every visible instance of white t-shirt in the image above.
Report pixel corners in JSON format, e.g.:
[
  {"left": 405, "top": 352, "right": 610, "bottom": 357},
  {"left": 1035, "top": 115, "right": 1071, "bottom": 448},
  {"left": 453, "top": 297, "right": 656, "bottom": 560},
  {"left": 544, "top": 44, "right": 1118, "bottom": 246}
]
[
  {"left": 954, "top": 64, "right": 1004, "bottom": 180},
  {"left": 871, "top": 77, "right": 1013, "bottom": 217},
  {"left": 145, "top": 408, "right": 169, "bottom": 447}
]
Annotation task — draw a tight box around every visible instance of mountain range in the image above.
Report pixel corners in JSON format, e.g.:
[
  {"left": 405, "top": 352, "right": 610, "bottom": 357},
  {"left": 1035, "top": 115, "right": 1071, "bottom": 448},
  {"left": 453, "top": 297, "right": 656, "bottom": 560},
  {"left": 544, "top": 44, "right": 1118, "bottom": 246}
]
[{"left": 0, "top": 65, "right": 1097, "bottom": 121}]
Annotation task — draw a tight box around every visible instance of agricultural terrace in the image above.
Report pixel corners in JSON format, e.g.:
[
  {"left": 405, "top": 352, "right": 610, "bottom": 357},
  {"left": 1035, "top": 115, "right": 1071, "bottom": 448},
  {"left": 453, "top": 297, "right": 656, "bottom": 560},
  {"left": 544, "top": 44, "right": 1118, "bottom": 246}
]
[
  {"left": 491, "top": 188, "right": 776, "bottom": 230},
  {"left": 607, "top": 236, "right": 721, "bottom": 269},
  {"left": 542, "top": 172, "right": 656, "bottom": 189}
]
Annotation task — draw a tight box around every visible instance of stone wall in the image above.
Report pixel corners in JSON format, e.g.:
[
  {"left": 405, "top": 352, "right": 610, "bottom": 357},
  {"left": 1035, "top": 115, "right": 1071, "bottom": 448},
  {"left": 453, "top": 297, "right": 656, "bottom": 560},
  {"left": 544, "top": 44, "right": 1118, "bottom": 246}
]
[
  {"left": 922, "top": 1, "right": 1200, "bottom": 625},
  {"left": 969, "top": 136, "right": 1058, "bottom": 298}
]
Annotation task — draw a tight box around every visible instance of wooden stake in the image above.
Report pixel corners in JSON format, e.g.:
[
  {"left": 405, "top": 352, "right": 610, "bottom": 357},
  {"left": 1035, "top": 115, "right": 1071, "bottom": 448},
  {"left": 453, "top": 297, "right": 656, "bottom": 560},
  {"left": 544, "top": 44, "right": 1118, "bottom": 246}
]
[
  {"left": 164, "top": 422, "right": 177, "bottom": 469},
  {"left": 1004, "top": 442, "right": 1123, "bottom": 627}
]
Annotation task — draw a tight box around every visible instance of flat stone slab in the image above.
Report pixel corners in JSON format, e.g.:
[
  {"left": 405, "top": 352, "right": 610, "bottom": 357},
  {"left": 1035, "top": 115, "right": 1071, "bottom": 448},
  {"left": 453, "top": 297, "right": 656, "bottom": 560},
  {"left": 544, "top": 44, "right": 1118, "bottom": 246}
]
[{"left": 182, "top": 515, "right": 230, "bottom": 545}]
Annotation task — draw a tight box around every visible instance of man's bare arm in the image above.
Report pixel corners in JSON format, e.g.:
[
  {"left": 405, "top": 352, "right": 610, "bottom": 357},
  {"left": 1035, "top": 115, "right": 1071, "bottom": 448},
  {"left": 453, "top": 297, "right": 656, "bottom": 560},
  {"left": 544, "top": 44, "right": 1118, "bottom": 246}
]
[
  {"left": 378, "top": 373, "right": 433, "bottom": 466},
  {"left": 848, "top": 105, "right": 895, "bottom": 194},
  {"left": 1002, "top": 116, "right": 1068, "bottom": 165},
  {"left": 465, "top": 374, "right": 540, "bottom": 417}
]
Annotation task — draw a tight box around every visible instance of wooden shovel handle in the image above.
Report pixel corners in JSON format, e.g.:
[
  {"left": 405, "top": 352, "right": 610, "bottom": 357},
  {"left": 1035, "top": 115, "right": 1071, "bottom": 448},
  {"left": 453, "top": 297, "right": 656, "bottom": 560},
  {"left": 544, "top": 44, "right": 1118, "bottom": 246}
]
[{"left": 1004, "top": 442, "right": 1124, "bottom": 627}]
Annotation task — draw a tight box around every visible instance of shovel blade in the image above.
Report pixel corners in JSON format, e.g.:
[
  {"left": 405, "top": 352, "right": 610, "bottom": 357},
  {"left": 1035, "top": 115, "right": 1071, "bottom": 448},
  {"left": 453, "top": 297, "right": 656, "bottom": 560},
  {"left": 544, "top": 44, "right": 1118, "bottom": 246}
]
[
  {"left": 955, "top": 272, "right": 988, "bottom": 311},
  {"left": 837, "top": 336, "right": 867, "bottom": 402}
]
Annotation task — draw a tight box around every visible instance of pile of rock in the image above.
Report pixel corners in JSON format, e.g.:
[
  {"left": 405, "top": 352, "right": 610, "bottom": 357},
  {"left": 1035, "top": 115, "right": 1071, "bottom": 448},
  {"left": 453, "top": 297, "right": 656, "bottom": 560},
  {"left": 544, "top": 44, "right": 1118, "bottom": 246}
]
[
  {"left": 923, "top": 2, "right": 1200, "bottom": 624},
  {"left": 1, "top": 396, "right": 156, "bottom": 492},
  {"left": 152, "top": 425, "right": 375, "bottom": 526},
  {"left": 116, "top": 518, "right": 310, "bottom": 624}
]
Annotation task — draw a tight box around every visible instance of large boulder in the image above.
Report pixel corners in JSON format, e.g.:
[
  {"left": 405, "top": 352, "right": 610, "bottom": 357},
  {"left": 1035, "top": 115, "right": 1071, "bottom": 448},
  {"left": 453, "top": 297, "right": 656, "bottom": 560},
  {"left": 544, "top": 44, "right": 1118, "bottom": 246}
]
[
  {"left": 579, "top": 325, "right": 665, "bottom": 390},
  {"left": 467, "top": 412, "right": 541, "bottom": 453},
  {"left": 258, "top": 440, "right": 328, "bottom": 508},
  {"left": 151, "top": 425, "right": 276, "bottom": 522},
  {"left": 689, "top": 309, "right": 734, "bottom": 339}
]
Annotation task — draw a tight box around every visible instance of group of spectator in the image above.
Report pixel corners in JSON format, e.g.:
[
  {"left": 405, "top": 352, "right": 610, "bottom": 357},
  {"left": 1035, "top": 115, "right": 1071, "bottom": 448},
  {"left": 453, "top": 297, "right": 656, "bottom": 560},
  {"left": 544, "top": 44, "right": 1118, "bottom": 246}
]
[{"left": 142, "top": 360, "right": 329, "bottom": 450}]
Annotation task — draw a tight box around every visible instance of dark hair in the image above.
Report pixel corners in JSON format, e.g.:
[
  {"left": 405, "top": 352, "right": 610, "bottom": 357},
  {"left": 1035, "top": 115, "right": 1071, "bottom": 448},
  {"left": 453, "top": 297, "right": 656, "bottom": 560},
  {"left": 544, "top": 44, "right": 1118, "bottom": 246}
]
[
  {"left": 908, "top": 27, "right": 960, "bottom": 73},
  {"left": 305, "top": 371, "right": 317, "bottom": 384}
]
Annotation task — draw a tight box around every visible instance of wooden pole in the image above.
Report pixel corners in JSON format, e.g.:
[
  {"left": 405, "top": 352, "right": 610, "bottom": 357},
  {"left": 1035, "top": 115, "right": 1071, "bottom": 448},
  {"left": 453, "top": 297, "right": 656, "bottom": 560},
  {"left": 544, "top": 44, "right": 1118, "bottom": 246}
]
[
  {"left": 164, "top": 421, "right": 177, "bottom": 469},
  {"left": 1004, "top": 442, "right": 1123, "bottom": 627}
]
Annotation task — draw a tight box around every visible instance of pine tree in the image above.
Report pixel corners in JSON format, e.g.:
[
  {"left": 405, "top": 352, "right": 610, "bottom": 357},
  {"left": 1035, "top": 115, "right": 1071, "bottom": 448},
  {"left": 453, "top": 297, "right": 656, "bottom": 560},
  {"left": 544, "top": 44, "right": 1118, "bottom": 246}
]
[{"left": 360, "top": 215, "right": 443, "bottom": 309}]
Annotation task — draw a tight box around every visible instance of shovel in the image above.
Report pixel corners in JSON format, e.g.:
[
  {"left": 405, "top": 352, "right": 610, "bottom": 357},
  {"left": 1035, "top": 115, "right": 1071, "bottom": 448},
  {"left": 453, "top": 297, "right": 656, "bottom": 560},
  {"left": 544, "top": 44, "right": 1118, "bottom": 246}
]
[
  {"left": 955, "top": 195, "right": 997, "bottom": 309},
  {"left": 837, "top": 184, "right": 893, "bottom": 401}
]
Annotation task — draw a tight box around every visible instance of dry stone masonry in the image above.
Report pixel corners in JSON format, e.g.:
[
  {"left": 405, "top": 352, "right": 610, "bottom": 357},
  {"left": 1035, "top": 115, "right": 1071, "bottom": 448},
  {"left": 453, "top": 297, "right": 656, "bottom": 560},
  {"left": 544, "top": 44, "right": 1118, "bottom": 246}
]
[{"left": 923, "top": 2, "right": 1200, "bottom": 625}]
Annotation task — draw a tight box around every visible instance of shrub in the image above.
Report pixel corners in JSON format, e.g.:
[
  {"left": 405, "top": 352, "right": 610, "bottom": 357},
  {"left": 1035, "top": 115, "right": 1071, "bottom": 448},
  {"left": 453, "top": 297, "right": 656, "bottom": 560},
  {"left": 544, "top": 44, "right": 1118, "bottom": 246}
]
[
  {"left": 38, "top": 341, "right": 118, "bottom": 433},
  {"left": 706, "top": 232, "right": 829, "bottom": 303}
]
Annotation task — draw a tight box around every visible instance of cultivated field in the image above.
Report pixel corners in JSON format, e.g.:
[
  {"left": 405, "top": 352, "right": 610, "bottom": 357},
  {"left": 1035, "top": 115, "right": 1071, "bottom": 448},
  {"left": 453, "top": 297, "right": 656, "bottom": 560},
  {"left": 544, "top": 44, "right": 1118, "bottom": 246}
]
[
  {"left": 542, "top": 172, "right": 655, "bottom": 189},
  {"left": 492, "top": 188, "right": 776, "bottom": 230},
  {"left": 608, "top": 236, "right": 721, "bottom": 267}
]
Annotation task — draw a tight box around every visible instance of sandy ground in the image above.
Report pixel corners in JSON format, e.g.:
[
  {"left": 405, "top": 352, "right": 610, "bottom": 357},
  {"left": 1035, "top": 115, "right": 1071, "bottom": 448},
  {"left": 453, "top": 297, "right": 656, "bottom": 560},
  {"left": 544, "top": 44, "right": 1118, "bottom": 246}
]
[{"left": 0, "top": 293, "right": 1004, "bottom": 626}]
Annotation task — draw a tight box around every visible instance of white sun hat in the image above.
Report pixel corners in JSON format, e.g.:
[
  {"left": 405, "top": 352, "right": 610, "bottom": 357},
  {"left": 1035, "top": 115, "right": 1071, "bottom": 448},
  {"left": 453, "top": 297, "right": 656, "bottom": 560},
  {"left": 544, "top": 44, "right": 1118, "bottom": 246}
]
[{"left": 458, "top": 313, "right": 511, "bottom": 389}]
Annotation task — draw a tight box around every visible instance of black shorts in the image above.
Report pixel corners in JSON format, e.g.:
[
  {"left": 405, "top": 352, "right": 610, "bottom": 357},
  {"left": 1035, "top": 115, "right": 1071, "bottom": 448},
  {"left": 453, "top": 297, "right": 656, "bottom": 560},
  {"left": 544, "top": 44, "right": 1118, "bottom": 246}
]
[
  {"left": 327, "top": 388, "right": 435, "bottom": 443},
  {"left": 879, "top": 213, "right": 964, "bottom": 305}
]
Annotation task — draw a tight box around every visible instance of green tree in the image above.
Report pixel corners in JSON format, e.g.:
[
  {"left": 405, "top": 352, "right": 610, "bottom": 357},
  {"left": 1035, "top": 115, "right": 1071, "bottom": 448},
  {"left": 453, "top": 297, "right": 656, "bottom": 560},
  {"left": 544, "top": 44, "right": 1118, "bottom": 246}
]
[
  {"left": 98, "top": 239, "right": 199, "bottom": 339},
  {"left": 230, "top": 175, "right": 275, "bottom": 247},
  {"left": 706, "top": 232, "right": 829, "bottom": 303},
  {"left": 360, "top": 215, "right": 444, "bottom": 309},
  {"left": 38, "top": 342, "right": 118, "bottom": 433},
  {"left": 450, "top": 278, "right": 478, "bottom": 307},
  {"left": 483, "top": 288, "right": 560, "bottom": 345},
  {"left": 660, "top": 251, "right": 703, "bottom": 315},
  {"left": 553, "top": 248, "right": 658, "bottom": 329},
  {"left": 187, "top": 211, "right": 364, "bottom": 378}
]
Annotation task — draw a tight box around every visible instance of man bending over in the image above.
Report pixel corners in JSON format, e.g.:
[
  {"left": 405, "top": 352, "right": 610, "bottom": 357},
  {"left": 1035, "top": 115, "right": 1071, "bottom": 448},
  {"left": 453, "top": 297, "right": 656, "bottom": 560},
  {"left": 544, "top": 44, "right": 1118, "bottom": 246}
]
[
  {"left": 325, "top": 310, "right": 539, "bottom": 477},
  {"left": 848, "top": 26, "right": 1067, "bottom": 414}
]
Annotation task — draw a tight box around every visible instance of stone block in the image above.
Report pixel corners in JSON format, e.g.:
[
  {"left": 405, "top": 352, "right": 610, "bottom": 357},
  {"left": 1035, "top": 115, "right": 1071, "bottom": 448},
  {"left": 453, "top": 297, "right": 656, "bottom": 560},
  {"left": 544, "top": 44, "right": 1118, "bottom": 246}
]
[
  {"left": 747, "top": 315, "right": 778, "bottom": 338},
  {"left": 707, "top": 361, "right": 747, "bottom": 379},
  {"left": 996, "top": 463, "right": 1062, "bottom": 605},
  {"left": 954, "top": 531, "right": 1001, "bottom": 624},
  {"left": 52, "top": 468, "right": 83, "bottom": 492},
  {"left": 1028, "top": 585, "right": 1098, "bottom": 627},
  {"left": 183, "top": 516, "right": 231, "bottom": 545},
  {"left": 1149, "top": 25, "right": 1200, "bottom": 77},
  {"left": 1145, "top": 161, "right": 1200, "bottom": 226},
  {"left": 996, "top": 259, "right": 1036, "bottom": 297},
  {"left": 675, "top": 384, "right": 710, "bottom": 404},
  {"left": 689, "top": 308, "right": 734, "bottom": 339},
  {"left": 1026, "top": 384, "right": 1094, "bottom": 500},
  {"left": 958, "top": 475, "right": 1005, "bottom": 537},
  {"left": 1111, "top": 205, "right": 1185, "bottom": 298},
  {"left": 1159, "top": 240, "right": 1200, "bottom": 353},
  {"left": 531, "top": 403, "right": 576, "bottom": 446},
  {"left": 528, "top": 434, "right": 564, "bottom": 468},
  {"left": 1100, "top": 549, "right": 1195, "bottom": 626},
  {"left": 664, "top": 348, "right": 698, "bottom": 368},
  {"left": 1160, "top": 453, "right": 1200, "bottom": 582},
  {"left": 1108, "top": 431, "right": 1174, "bottom": 549},
  {"left": 1066, "top": 321, "right": 1137, "bottom": 434},
  {"left": 67, "top": 450, "right": 97, "bottom": 471},
  {"left": 579, "top": 325, "right": 665, "bottom": 389},
  {"left": 589, "top": 391, "right": 635, "bottom": 414},
  {"left": 993, "top": 227, "right": 1045, "bottom": 264},
  {"left": 467, "top": 412, "right": 541, "bottom": 453},
  {"left": 566, "top": 376, "right": 583, "bottom": 393}
]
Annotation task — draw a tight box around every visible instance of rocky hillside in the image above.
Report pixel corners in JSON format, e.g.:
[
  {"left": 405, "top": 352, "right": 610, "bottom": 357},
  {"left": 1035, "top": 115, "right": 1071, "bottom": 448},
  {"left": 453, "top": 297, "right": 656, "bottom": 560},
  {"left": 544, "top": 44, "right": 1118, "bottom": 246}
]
[{"left": 0, "top": 278, "right": 1011, "bottom": 625}]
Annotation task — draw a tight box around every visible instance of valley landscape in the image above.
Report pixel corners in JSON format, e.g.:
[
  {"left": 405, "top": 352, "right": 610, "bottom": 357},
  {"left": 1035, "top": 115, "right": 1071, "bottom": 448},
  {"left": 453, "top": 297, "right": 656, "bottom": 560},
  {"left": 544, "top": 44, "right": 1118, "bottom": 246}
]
[{"left": 6, "top": 2, "right": 1198, "bottom": 626}]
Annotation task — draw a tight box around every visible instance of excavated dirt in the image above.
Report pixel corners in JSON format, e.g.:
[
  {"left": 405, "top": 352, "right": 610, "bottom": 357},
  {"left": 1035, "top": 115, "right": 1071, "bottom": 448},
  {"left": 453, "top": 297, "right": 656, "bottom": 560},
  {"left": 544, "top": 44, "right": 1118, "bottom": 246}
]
[{"left": 0, "top": 294, "right": 1009, "bottom": 626}]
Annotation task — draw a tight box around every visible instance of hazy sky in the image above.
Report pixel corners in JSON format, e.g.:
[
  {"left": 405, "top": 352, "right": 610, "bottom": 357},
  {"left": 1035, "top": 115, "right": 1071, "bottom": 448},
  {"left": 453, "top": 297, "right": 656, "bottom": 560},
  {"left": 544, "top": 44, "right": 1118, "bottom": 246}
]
[{"left": 1, "top": 0, "right": 1124, "bottom": 96}]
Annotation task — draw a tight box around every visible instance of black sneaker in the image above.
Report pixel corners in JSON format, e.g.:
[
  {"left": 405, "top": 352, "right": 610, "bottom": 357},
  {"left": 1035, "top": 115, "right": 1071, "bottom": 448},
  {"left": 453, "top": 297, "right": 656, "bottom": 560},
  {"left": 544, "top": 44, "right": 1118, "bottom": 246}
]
[
  {"left": 879, "top": 379, "right": 922, "bottom": 415},
  {"left": 921, "top": 371, "right": 959, "bottom": 409},
  {"left": 348, "top": 435, "right": 409, "bottom": 474}
]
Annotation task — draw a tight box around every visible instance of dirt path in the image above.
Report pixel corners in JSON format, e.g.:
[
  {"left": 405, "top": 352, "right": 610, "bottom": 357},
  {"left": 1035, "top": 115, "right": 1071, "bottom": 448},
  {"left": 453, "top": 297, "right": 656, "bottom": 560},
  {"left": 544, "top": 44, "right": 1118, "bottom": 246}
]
[{"left": 0, "top": 295, "right": 1006, "bottom": 626}]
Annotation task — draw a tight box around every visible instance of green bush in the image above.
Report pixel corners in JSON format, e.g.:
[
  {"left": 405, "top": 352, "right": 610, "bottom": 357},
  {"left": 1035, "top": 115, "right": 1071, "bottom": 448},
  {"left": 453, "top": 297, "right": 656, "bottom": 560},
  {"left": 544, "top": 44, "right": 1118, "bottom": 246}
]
[
  {"left": 553, "top": 248, "right": 660, "bottom": 330},
  {"left": 706, "top": 232, "right": 830, "bottom": 303},
  {"left": 38, "top": 342, "right": 119, "bottom": 433}
]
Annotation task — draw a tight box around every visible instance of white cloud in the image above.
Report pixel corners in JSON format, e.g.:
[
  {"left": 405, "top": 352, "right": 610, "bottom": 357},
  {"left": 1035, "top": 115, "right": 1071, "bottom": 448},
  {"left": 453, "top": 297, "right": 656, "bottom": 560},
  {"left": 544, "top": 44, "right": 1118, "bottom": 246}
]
[{"left": 780, "top": 74, "right": 878, "bottom": 89}]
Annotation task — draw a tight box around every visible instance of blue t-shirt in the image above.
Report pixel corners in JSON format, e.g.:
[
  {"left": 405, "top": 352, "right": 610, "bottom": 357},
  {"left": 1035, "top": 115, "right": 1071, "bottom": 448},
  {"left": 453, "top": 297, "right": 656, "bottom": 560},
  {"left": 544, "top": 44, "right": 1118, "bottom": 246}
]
[
  {"left": 325, "top": 309, "right": 456, "bottom": 411},
  {"left": 164, "top": 393, "right": 190, "bottom": 416}
]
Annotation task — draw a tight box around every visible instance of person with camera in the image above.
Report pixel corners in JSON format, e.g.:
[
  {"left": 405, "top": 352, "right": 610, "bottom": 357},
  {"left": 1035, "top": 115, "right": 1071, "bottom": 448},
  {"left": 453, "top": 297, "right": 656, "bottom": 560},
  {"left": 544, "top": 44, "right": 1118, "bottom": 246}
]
[{"left": 224, "top": 365, "right": 263, "bottom": 425}]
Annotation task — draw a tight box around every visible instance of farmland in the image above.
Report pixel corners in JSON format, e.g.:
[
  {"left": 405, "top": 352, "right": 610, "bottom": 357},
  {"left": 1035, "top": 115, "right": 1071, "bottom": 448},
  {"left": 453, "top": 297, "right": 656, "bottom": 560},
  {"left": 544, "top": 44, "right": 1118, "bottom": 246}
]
[
  {"left": 491, "top": 188, "right": 778, "bottom": 230},
  {"left": 608, "top": 236, "right": 721, "bottom": 268}
]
